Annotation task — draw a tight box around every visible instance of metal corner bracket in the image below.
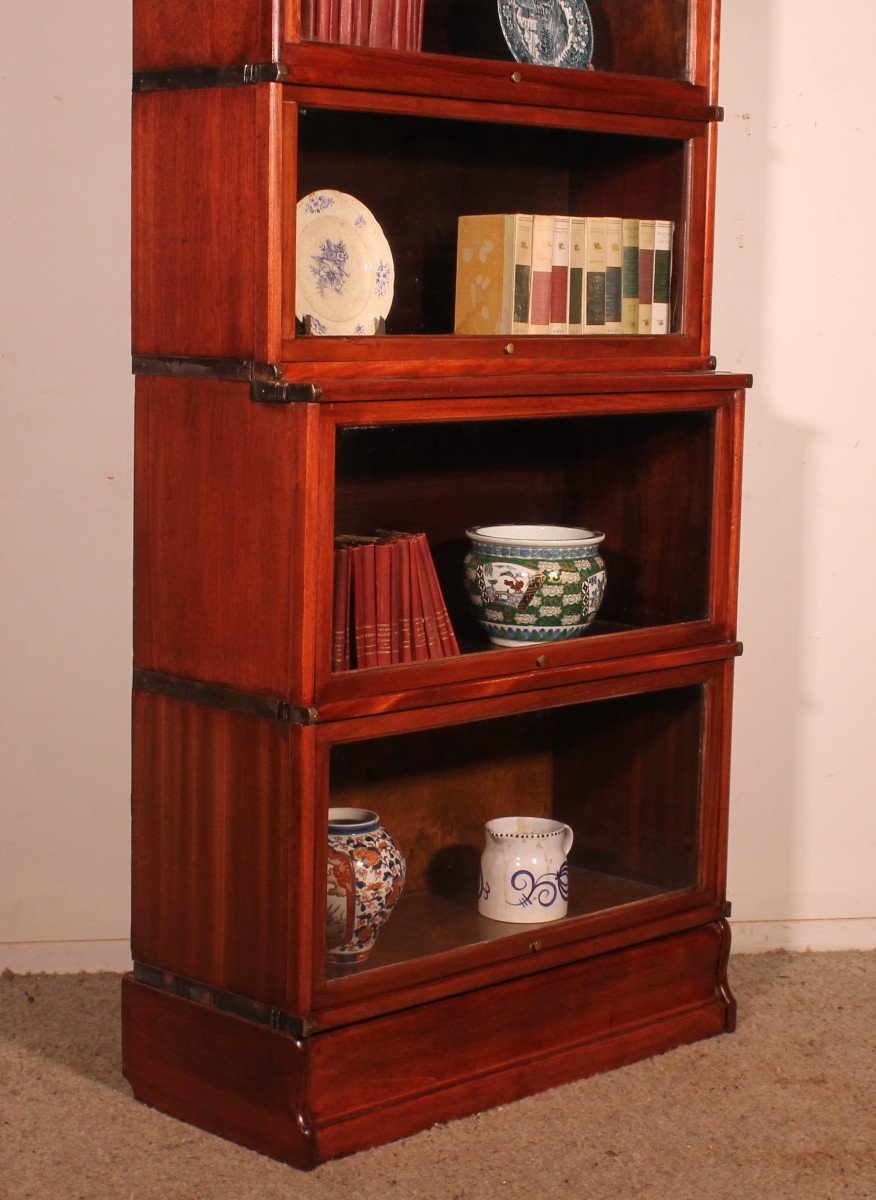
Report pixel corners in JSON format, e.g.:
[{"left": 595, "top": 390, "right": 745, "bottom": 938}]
[{"left": 250, "top": 380, "right": 323, "bottom": 404}]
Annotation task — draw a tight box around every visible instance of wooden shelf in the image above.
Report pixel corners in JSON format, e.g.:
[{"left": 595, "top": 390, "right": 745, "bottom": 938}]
[
  {"left": 325, "top": 866, "right": 667, "bottom": 981},
  {"left": 283, "top": 42, "right": 719, "bottom": 127}
]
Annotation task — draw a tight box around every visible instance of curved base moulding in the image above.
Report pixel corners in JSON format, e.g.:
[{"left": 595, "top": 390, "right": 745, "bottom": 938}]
[{"left": 122, "top": 919, "right": 735, "bottom": 1169}]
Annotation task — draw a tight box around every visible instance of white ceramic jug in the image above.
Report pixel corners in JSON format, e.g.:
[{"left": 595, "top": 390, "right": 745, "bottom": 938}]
[{"left": 478, "top": 816, "right": 574, "bottom": 923}]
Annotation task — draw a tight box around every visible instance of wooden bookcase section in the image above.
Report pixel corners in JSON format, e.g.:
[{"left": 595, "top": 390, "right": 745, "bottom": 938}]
[
  {"left": 125, "top": 0, "right": 746, "bottom": 1170},
  {"left": 133, "top": 88, "right": 715, "bottom": 370}
]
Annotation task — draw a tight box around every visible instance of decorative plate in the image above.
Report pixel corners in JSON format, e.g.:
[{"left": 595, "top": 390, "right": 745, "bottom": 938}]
[
  {"left": 295, "top": 190, "right": 395, "bottom": 336},
  {"left": 497, "top": 0, "right": 594, "bottom": 70}
]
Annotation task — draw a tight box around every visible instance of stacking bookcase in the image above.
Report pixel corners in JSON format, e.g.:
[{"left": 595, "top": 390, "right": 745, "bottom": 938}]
[{"left": 125, "top": 0, "right": 748, "bottom": 1168}]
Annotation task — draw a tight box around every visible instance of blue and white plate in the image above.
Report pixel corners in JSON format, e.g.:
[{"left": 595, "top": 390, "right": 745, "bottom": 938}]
[
  {"left": 498, "top": 0, "right": 594, "bottom": 70},
  {"left": 296, "top": 190, "right": 395, "bottom": 336}
]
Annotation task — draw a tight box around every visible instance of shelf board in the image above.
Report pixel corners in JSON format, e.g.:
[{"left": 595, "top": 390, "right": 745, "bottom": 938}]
[
  {"left": 325, "top": 865, "right": 667, "bottom": 983},
  {"left": 316, "top": 626, "right": 739, "bottom": 721},
  {"left": 278, "top": 334, "right": 710, "bottom": 380},
  {"left": 293, "top": 369, "right": 751, "bottom": 404},
  {"left": 282, "top": 41, "right": 719, "bottom": 128}
]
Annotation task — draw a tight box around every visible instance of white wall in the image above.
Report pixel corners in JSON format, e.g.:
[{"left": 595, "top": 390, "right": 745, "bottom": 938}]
[
  {"left": 712, "top": 0, "right": 876, "bottom": 951},
  {"left": 1, "top": 5, "right": 135, "bottom": 971},
  {"left": 1, "top": 2, "right": 873, "bottom": 971}
]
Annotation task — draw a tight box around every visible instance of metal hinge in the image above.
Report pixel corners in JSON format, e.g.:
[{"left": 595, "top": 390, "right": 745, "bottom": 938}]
[
  {"left": 250, "top": 380, "right": 323, "bottom": 404},
  {"left": 276, "top": 701, "right": 320, "bottom": 725},
  {"left": 133, "top": 964, "right": 318, "bottom": 1037},
  {"left": 133, "top": 354, "right": 283, "bottom": 384},
  {"left": 134, "top": 669, "right": 319, "bottom": 725},
  {"left": 133, "top": 63, "right": 289, "bottom": 93}
]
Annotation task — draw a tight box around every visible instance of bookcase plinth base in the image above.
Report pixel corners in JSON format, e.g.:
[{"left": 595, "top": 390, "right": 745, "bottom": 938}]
[{"left": 121, "top": 919, "right": 734, "bottom": 1168}]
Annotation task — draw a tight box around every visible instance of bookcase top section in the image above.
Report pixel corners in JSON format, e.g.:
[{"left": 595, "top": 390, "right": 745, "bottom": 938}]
[
  {"left": 133, "top": 1, "right": 722, "bottom": 118},
  {"left": 132, "top": 45, "right": 721, "bottom": 127}
]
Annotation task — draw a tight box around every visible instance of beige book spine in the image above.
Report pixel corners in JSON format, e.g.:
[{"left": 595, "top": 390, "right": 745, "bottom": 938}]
[
  {"left": 604, "top": 216, "right": 624, "bottom": 334},
  {"left": 549, "top": 215, "right": 571, "bottom": 335},
  {"left": 511, "top": 213, "right": 534, "bottom": 335},
  {"left": 528, "top": 214, "right": 555, "bottom": 335}
]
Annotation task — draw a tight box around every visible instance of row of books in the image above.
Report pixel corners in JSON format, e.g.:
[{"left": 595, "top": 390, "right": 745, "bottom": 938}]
[
  {"left": 454, "top": 214, "right": 674, "bottom": 337},
  {"left": 332, "top": 531, "right": 460, "bottom": 671},
  {"left": 301, "top": 0, "right": 424, "bottom": 52}
]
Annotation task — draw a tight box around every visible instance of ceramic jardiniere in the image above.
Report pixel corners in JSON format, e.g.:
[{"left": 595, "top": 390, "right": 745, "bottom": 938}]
[
  {"left": 464, "top": 524, "right": 606, "bottom": 647},
  {"left": 478, "top": 816, "right": 574, "bottom": 924},
  {"left": 326, "top": 808, "right": 406, "bottom": 964}
]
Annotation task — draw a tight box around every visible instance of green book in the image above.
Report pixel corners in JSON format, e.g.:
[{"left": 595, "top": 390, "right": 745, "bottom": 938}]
[
  {"left": 621, "top": 218, "right": 640, "bottom": 334},
  {"left": 568, "top": 216, "right": 586, "bottom": 334},
  {"left": 584, "top": 216, "right": 606, "bottom": 334},
  {"left": 652, "top": 219, "right": 674, "bottom": 335},
  {"left": 604, "top": 216, "right": 623, "bottom": 333}
]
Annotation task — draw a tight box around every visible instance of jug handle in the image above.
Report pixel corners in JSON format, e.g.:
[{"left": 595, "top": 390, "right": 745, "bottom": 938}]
[{"left": 562, "top": 824, "right": 574, "bottom": 857}]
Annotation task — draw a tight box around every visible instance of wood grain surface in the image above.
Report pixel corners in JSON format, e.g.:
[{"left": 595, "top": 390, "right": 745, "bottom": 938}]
[{"left": 122, "top": 919, "right": 734, "bottom": 1166}]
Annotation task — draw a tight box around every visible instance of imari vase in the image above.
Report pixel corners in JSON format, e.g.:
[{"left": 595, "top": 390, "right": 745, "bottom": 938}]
[
  {"left": 464, "top": 524, "right": 606, "bottom": 647},
  {"left": 326, "top": 808, "right": 406, "bottom": 964}
]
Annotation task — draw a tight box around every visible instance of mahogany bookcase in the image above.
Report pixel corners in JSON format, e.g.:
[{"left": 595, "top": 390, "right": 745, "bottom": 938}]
[{"left": 123, "top": 0, "right": 748, "bottom": 1168}]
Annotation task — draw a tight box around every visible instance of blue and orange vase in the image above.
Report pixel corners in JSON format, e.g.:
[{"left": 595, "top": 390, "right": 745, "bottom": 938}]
[{"left": 326, "top": 808, "right": 406, "bottom": 964}]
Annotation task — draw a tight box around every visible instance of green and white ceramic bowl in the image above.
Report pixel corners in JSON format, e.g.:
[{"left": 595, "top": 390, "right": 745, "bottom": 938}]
[{"left": 464, "top": 524, "right": 606, "bottom": 648}]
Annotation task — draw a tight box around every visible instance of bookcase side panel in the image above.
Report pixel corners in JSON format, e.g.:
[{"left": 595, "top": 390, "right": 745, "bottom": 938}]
[
  {"left": 133, "top": 0, "right": 279, "bottom": 70},
  {"left": 131, "top": 693, "right": 295, "bottom": 1006},
  {"left": 134, "top": 377, "right": 309, "bottom": 696},
  {"left": 132, "top": 87, "right": 280, "bottom": 360}
]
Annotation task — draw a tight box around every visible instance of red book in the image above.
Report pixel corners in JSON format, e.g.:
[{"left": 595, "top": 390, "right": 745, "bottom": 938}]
[
  {"left": 408, "top": 537, "right": 428, "bottom": 661},
  {"left": 351, "top": 542, "right": 378, "bottom": 668},
  {"left": 415, "top": 534, "right": 460, "bottom": 658},
  {"left": 369, "top": 0, "right": 392, "bottom": 47},
  {"left": 374, "top": 540, "right": 393, "bottom": 666},
  {"left": 338, "top": 0, "right": 354, "bottom": 43},
  {"left": 388, "top": 537, "right": 402, "bottom": 663},
  {"left": 549, "top": 216, "right": 571, "bottom": 334},
  {"left": 331, "top": 545, "right": 352, "bottom": 672},
  {"left": 390, "top": 0, "right": 403, "bottom": 50},
  {"left": 415, "top": 551, "right": 442, "bottom": 660},
  {"left": 300, "top": 0, "right": 315, "bottom": 40},
  {"left": 406, "top": 0, "right": 415, "bottom": 51},
  {"left": 352, "top": 0, "right": 370, "bottom": 45},
  {"left": 528, "top": 214, "right": 555, "bottom": 334},
  {"left": 396, "top": 536, "right": 413, "bottom": 663}
]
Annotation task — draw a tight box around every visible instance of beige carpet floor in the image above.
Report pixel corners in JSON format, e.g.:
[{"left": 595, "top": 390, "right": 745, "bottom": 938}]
[{"left": 0, "top": 950, "right": 873, "bottom": 1199}]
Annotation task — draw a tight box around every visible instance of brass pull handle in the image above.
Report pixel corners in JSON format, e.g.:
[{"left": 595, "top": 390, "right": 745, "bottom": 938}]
[
  {"left": 511, "top": 70, "right": 522, "bottom": 83},
  {"left": 504, "top": 342, "right": 515, "bottom": 355},
  {"left": 536, "top": 654, "right": 547, "bottom": 667},
  {"left": 529, "top": 940, "right": 543, "bottom": 953}
]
